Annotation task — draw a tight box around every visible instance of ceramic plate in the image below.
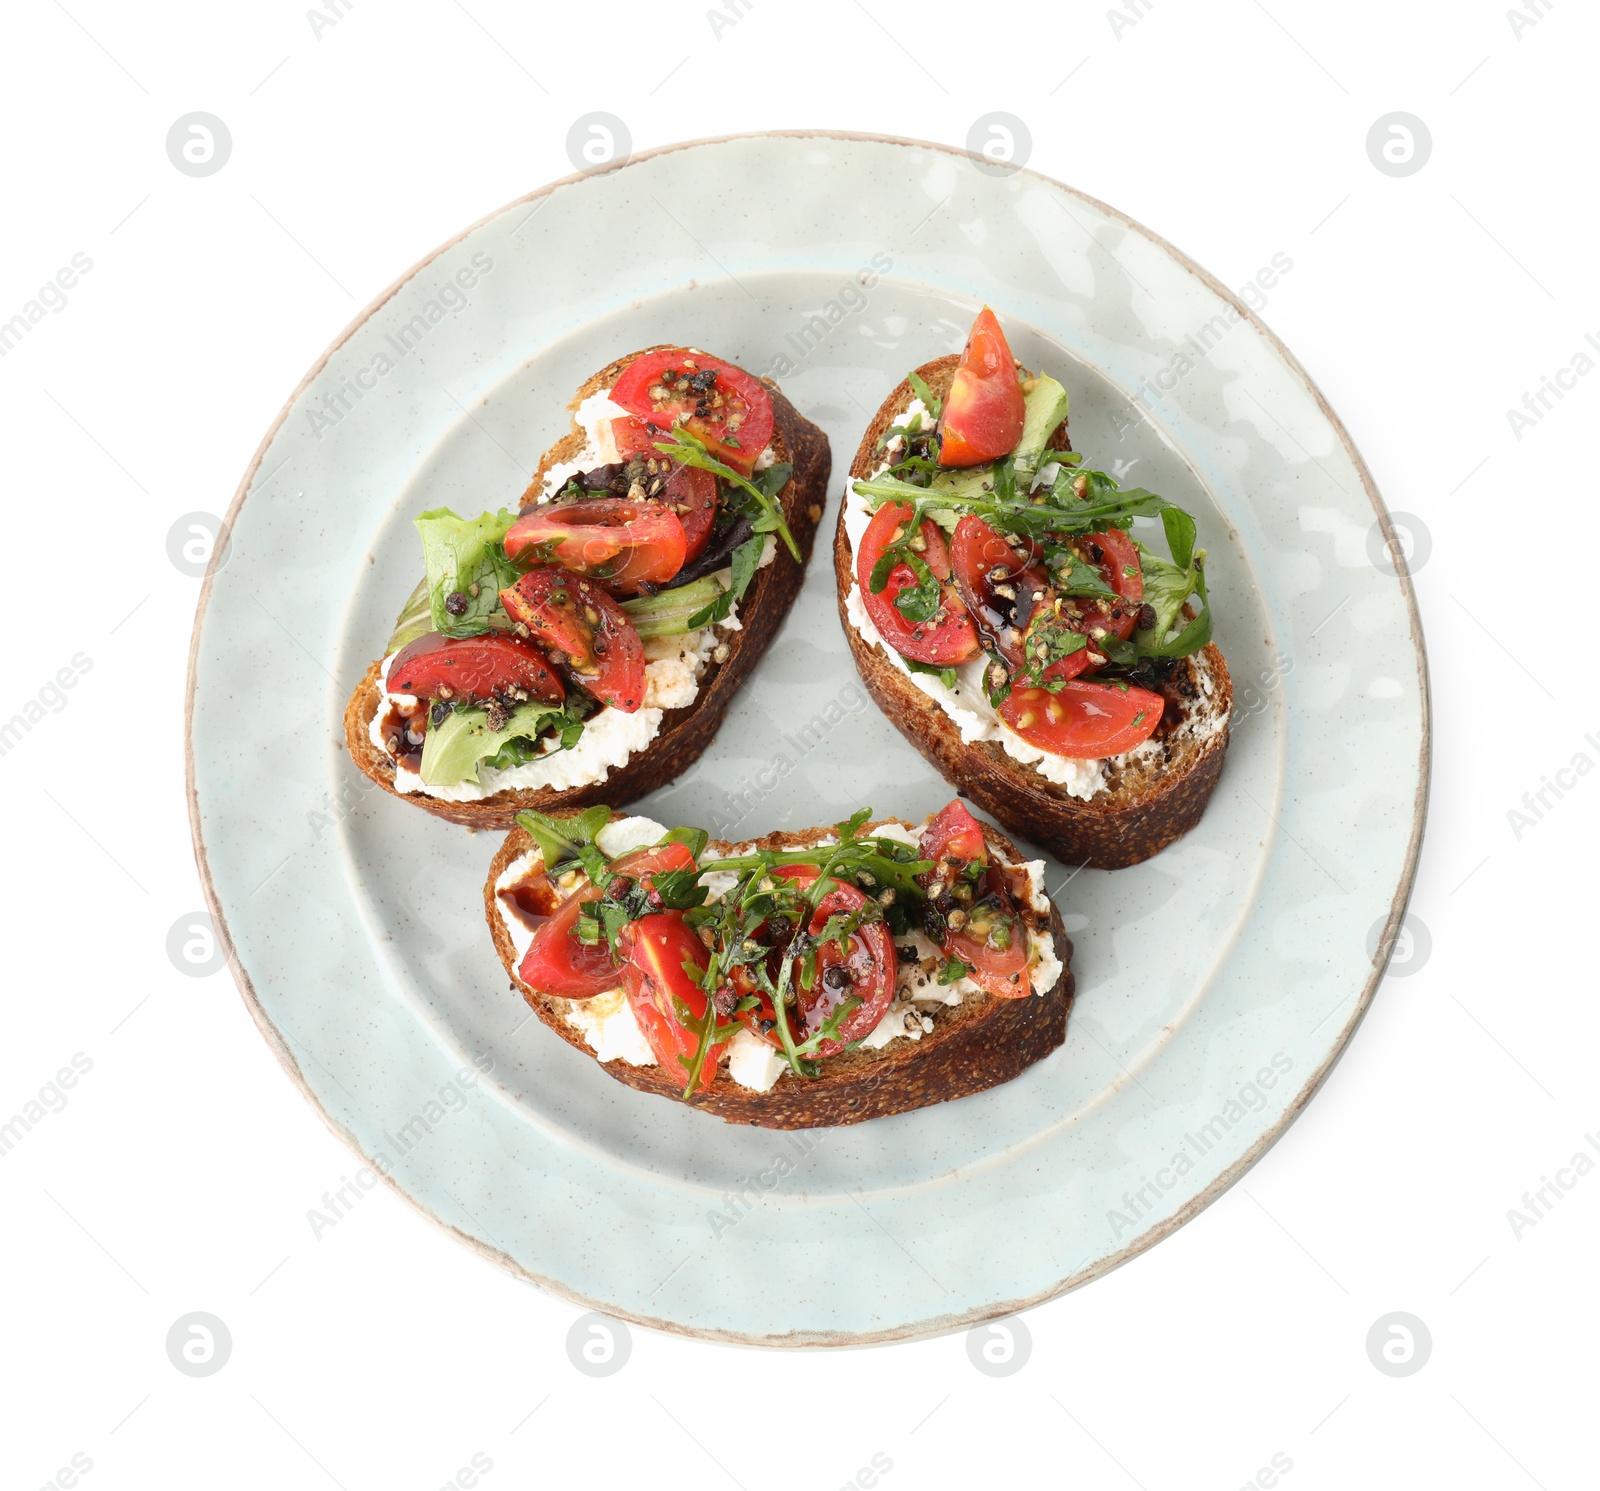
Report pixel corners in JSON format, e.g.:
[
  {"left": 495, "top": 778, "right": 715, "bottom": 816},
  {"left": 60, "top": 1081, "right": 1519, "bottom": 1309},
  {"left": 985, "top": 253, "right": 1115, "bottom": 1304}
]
[{"left": 187, "top": 132, "right": 1428, "bottom": 1345}]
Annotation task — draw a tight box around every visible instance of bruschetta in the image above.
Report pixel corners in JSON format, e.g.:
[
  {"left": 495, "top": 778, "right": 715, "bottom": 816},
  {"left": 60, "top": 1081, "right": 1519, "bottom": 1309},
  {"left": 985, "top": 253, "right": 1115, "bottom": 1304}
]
[
  {"left": 485, "top": 799, "right": 1073, "bottom": 1128},
  {"left": 345, "top": 345, "right": 830, "bottom": 828},
  {"left": 834, "top": 309, "right": 1231, "bottom": 869}
]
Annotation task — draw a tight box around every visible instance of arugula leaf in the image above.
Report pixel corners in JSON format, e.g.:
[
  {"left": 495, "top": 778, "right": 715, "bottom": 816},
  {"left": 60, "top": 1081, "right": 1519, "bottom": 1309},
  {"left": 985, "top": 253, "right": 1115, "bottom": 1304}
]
[
  {"left": 1161, "top": 505, "right": 1197, "bottom": 572},
  {"left": 990, "top": 454, "right": 1018, "bottom": 506},
  {"left": 906, "top": 370, "right": 943, "bottom": 421},
  {"left": 1139, "top": 537, "right": 1209, "bottom": 649},
  {"left": 1137, "top": 555, "right": 1212, "bottom": 657},
  {"left": 852, "top": 469, "right": 1177, "bottom": 539},
  {"left": 1017, "top": 618, "right": 1089, "bottom": 687},
  {"left": 893, "top": 557, "right": 942, "bottom": 623},
  {"left": 685, "top": 534, "right": 766, "bottom": 627},
  {"left": 413, "top": 508, "right": 518, "bottom": 638},
  {"left": 1048, "top": 549, "right": 1119, "bottom": 600},
  {"left": 729, "top": 530, "right": 766, "bottom": 598},
  {"left": 836, "top": 806, "right": 875, "bottom": 845},
  {"left": 663, "top": 826, "right": 710, "bottom": 859},
  {"left": 905, "top": 657, "right": 959, "bottom": 692},
  {"left": 651, "top": 426, "right": 800, "bottom": 561},
  {"left": 514, "top": 805, "right": 614, "bottom": 875},
  {"left": 648, "top": 867, "right": 708, "bottom": 912}
]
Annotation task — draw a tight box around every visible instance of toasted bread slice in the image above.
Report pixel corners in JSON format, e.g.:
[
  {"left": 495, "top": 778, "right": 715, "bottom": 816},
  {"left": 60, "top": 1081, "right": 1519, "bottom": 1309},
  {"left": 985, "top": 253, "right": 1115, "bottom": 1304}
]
[
  {"left": 485, "top": 816, "right": 1074, "bottom": 1129},
  {"left": 834, "top": 355, "right": 1231, "bottom": 870},
  {"left": 344, "top": 348, "right": 830, "bottom": 830}
]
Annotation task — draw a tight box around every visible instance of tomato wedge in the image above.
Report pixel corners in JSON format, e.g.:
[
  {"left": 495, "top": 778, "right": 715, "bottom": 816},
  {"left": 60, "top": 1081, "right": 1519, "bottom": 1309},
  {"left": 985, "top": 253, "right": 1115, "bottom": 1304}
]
[
  {"left": 918, "top": 799, "right": 988, "bottom": 877},
  {"left": 1063, "top": 527, "right": 1143, "bottom": 644},
  {"left": 516, "top": 842, "right": 696, "bottom": 999},
  {"left": 916, "top": 801, "right": 1031, "bottom": 1000},
  {"left": 610, "top": 349, "right": 774, "bottom": 476},
  {"left": 737, "top": 866, "right": 898, "bottom": 1058},
  {"left": 950, "top": 515, "right": 1052, "bottom": 670},
  {"left": 516, "top": 885, "right": 622, "bottom": 997},
  {"left": 500, "top": 567, "right": 645, "bottom": 712},
  {"left": 388, "top": 630, "right": 565, "bottom": 704},
  {"left": 855, "top": 501, "right": 979, "bottom": 665},
  {"left": 938, "top": 307, "right": 1026, "bottom": 468},
  {"left": 503, "top": 498, "right": 687, "bottom": 594},
  {"left": 1001, "top": 678, "right": 1164, "bottom": 758},
  {"left": 620, "top": 911, "right": 723, "bottom": 1092},
  {"left": 610, "top": 416, "right": 718, "bottom": 561}
]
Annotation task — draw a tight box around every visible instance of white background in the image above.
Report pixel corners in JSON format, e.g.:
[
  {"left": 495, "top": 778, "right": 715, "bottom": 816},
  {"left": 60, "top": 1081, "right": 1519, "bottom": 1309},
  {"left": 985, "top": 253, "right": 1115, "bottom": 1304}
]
[{"left": 2, "top": 1, "right": 1595, "bottom": 1488}]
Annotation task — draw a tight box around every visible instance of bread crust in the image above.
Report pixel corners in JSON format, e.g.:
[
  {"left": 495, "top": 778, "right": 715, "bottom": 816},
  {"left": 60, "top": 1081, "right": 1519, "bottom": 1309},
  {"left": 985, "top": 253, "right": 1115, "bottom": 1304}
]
[
  {"left": 484, "top": 817, "right": 1074, "bottom": 1129},
  {"left": 343, "top": 347, "right": 830, "bottom": 830},
  {"left": 833, "top": 356, "right": 1232, "bottom": 870}
]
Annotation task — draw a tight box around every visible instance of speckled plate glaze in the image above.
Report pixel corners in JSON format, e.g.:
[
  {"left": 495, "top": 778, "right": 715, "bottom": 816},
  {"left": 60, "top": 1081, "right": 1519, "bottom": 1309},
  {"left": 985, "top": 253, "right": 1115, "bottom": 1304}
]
[{"left": 187, "top": 133, "right": 1428, "bottom": 1346}]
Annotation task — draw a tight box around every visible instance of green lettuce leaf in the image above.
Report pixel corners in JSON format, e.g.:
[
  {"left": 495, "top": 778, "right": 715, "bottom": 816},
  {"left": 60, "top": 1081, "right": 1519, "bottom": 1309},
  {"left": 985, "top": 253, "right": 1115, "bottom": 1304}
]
[
  {"left": 385, "top": 578, "right": 434, "bottom": 653},
  {"left": 419, "top": 699, "right": 570, "bottom": 786},
  {"left": 414, "top": 508, "right": 518, "bottom": 638}
]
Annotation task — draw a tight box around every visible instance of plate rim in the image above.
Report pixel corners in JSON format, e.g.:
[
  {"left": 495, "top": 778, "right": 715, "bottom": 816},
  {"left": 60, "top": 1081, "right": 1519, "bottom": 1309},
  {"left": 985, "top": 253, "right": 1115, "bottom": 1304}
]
[{"left": 184, "top": 128, "right": 1432, "bottom": 1346}]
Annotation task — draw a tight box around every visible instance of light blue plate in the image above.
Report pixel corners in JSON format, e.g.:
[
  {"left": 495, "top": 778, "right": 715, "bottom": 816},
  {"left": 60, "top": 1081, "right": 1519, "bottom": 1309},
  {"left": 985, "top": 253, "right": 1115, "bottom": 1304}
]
[{"left": 186, "top": 133, "right": 1428, "bottom": 1345}]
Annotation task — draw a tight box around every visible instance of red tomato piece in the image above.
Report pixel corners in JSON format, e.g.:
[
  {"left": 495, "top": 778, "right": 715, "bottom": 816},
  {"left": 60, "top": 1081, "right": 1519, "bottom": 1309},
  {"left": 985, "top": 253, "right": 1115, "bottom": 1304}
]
[
  {"left": 610, "top": 416, "right": 719, "bottom": 561},
  {"left": 516, "top": 886, "right": 620, "bottom": 998},
  {"left": 738, "top": 866, "right": 898, "bottom": 1059},
  {"left": 916, "top": 801, "right": 1031, "bottom": 1000},
  {"left": 515, "top": 842, "right": 696, "bottom": 1000},
  {"left": 620, "top": 912, "right": 723, "bottom": 1092},
  {"left": 950, "top": 515, "right": 1053, "bottom": 671},
  {"left": 504, "top": 498, "right": 687, "bottom": 594},
  {"left": 610, "top": 348, "right": 774, "bottom": 476},
  {"left": 946, "top": 923, "right": 1031, "bottom": 1001},
  {"left": 1000, "top": 678, "right": 1164, "bottom": 758},
  {"left": 500, "top": 567, "right": 645, "bottom": 712},
  {"left": 918, "top": 799, "right": 989, "bottom": 877},
  {"left": 938, "top": 307, "right": 1026, "bottom": 467},
  {"left": 855, "top": 501, "right": 979, "bottom": 666},
  {"left": 1068, "top": 527, "right": 1144, "bottom": 644},
  {"left": 388, "top": 630, "right": 565, "bottom": 705}
]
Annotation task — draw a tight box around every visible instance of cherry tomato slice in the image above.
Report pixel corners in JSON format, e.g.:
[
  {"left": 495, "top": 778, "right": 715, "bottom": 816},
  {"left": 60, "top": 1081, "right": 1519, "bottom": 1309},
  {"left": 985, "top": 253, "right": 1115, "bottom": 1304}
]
[
  {"left": 499, "top": 567, "right": 645, "bottom": 712},
  {"left": 946, "top": 923, "right": 1031, "bottom": 1000},
  {"left": 737, "top": 866, "right": 897, "bottom": 1059},
  {"left": 610, "top": 349, "right": 774, "bottom": 476},
  {"left": 950, "top": 515, "right": 1053, "bottom": 670},
  {"left": 515, "top": 842, "right": 696, "bottom": 1000},
  {"left": 1001, "top": 678, "right": 1164, "bottom": 758},
  {"left": 916, "top": 801, "right": 1031, "bottom": 999},
  {"left": 620, "top": 911, "right": 723, "bottom": 1092},
  {"left": 938, "top": 307, "right": 1026, "bottom": 467},
  {"left": 1065, "top": 527, "right": 1143, "bottom": 645},
  {"left": 388, "top": 630, "right": 565, "bottom": 705},
  {"left": 918, "top": 799, "right": 989, "bottom": 877},
  {"left": 610, "top": 416, "right": 718, "bottom": 561},
  {"left": 856, "top": 502, "right": 979, "bottom": 666},
  {"left": 504, "top": 498, "right": 687, "bottom": 594},
  {"left": 516, "top": 886, "right": 621, "bottom": 997}
]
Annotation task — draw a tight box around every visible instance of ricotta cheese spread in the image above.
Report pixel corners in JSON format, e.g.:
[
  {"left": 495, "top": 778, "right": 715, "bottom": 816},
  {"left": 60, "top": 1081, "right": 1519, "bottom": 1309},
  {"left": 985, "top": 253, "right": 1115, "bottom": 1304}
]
[{"left": 491, "top": 814, "right": 1062, "bottom": 1090}]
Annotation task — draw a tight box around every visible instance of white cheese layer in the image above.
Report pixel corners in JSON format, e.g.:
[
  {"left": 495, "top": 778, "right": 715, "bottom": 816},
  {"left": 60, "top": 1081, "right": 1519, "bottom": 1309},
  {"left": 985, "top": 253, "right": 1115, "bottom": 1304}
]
[{"left": 491, "top": 815, "right": 1063, "bottom": 1087}]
